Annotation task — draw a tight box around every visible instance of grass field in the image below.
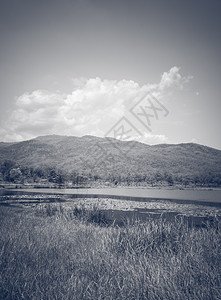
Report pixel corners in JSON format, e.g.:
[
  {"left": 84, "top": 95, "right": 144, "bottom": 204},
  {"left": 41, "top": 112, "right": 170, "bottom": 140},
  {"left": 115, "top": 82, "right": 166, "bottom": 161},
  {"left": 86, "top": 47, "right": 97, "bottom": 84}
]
[{"left": 0, "top": 204, "right": 221, "bottom": 300}]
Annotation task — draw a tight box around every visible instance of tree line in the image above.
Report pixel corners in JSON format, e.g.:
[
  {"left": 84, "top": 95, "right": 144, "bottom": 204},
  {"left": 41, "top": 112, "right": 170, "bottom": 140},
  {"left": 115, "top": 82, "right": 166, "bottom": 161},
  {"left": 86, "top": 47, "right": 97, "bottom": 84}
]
[{"left": 0, "top": 159, "right": 220, "bottom": 187}]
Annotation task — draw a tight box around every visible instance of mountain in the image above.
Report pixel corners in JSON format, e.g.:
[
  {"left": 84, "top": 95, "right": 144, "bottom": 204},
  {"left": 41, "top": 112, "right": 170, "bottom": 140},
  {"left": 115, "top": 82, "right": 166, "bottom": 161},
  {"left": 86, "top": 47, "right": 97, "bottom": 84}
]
[{"left": 0, "top": 135, "right": 221, "bottom": 186}]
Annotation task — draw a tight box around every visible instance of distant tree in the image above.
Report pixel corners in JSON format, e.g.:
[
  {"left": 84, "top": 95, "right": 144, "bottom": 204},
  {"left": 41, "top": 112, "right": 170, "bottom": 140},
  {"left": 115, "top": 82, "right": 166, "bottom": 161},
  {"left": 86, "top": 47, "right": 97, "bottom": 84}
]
[
  {"left": 93, "top": 175, "right": 99, "bottom": 182},
  {"left": 212, "top": 174, "right": 221, "bottom": 187},
  {"left": 183, "top": 178, "right": 190, "bottom": 187},
  {"left": 56, "top": 174, "right": 65, "bottom": 187},
  {"left": 165, "top": 173, "right": 174, "bottom": 186},
  {"left": 154, "top": 172, "right": 163, "bottom": 183},
  {"left": 194, "top": 175, "right": 200, "bottom": 186},
  {"left": 0, "top": 160, "right": 17, "bottom": 182},
  {"left": 9, "top": 168, "right": 22, "bottom": 182}
]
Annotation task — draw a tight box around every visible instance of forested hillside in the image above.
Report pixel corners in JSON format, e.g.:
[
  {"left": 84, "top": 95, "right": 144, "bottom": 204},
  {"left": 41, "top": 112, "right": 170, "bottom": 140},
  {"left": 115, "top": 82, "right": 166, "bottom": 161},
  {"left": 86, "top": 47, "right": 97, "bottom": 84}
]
[{"left": 0, "top": 135, "right": 220, "bottom": 187}]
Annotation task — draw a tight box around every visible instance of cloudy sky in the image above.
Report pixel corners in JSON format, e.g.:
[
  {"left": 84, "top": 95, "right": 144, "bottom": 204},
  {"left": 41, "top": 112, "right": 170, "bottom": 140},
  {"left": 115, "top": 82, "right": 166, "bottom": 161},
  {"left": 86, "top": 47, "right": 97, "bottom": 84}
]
[{"left": 0, "top": 0, "right": 220, "bottom": 149}]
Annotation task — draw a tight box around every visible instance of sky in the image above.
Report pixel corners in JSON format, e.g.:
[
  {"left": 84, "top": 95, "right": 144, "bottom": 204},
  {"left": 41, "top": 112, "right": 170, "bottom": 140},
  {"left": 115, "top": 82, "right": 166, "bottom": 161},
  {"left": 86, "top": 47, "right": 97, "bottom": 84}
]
[{"left": 0, "top": 0, "right": 220, "bottom": 149}]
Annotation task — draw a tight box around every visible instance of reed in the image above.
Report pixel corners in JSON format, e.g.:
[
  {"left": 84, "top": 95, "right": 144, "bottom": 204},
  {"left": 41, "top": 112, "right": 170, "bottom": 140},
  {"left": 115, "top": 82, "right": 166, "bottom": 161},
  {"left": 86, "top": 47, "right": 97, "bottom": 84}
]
[{"left": 0, "top": 205, "right": 220, "bottom": 299}]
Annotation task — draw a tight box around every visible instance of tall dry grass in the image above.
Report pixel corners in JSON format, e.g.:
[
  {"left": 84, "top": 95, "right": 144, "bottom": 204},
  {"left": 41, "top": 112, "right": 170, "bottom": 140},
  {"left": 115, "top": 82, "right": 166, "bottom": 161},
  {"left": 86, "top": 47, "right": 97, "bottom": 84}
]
[{"left": 0, "top": 204, "right": 220, "bottom": 299}]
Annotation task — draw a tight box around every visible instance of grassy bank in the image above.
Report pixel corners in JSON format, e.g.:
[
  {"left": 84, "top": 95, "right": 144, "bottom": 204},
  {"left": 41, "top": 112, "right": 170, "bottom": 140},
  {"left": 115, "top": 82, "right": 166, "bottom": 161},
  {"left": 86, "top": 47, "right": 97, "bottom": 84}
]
[{"left": 0, "top": 205, "right": 221, "bottom": 300}]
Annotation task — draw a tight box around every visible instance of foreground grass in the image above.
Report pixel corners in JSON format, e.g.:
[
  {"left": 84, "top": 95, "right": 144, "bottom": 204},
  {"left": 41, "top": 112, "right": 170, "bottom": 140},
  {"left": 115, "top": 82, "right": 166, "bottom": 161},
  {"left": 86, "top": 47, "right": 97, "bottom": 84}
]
[{"left": 0, "top": 205, "right": 221, "bottom": 300}]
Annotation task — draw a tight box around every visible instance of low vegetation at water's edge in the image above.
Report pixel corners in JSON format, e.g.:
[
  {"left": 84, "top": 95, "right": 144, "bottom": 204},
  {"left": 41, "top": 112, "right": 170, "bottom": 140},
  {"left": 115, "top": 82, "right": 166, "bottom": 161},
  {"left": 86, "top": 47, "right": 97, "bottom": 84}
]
[{"left": 0, "top": 205, "right": 221, "bottom": 300}]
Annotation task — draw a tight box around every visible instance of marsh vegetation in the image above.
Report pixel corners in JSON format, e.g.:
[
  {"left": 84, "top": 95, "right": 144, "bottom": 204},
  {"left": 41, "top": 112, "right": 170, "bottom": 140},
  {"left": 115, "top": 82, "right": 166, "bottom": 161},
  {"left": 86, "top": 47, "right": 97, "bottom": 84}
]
[{"left": 0, "top": 203, "right": 220, "bottom": 300}]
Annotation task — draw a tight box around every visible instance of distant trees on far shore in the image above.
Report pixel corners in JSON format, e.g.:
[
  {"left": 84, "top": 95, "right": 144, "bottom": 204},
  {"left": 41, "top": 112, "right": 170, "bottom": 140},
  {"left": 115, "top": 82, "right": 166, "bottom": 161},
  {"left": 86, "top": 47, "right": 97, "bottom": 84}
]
[{"left": 0, "top": 159, "right": 220, "bottom": 188}]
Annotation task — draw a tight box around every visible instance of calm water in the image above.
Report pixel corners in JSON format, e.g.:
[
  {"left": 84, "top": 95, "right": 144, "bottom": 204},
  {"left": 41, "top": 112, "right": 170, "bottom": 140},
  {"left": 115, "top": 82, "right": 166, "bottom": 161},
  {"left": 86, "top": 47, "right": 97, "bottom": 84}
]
[{"left": 2, "top": 187, "right": 221, "bottom": 205}]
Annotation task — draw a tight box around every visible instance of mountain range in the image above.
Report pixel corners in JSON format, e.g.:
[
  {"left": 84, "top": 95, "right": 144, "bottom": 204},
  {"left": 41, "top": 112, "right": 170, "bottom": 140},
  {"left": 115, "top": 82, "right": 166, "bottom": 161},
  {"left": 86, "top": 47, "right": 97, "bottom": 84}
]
[{"left": 0, "top": 135, "right": 221, "bottom": 186}]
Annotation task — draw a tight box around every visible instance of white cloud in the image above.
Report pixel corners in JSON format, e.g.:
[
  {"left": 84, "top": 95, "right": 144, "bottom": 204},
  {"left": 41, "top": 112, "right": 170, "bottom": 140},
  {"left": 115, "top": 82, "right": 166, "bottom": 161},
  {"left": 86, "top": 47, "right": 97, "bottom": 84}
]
[
  {"left": 159, "top": 66, "right": 193, "bottom": 90},
  {"left": 134, "top": 133, "right": 169, "bottom": 145},
  {"left": 0, "top": 67, "right": 192, "bottom": 143},
  {"left": 191, "top": 138, "right": 199, "bottom": 143}
]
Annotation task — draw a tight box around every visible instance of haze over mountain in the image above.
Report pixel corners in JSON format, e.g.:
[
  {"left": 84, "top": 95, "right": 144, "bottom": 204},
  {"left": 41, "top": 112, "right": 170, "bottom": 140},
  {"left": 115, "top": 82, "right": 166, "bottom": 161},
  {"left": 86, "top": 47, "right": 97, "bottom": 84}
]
[{"left": 0, "top": 134, "right": 220, "bottom": 186}]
